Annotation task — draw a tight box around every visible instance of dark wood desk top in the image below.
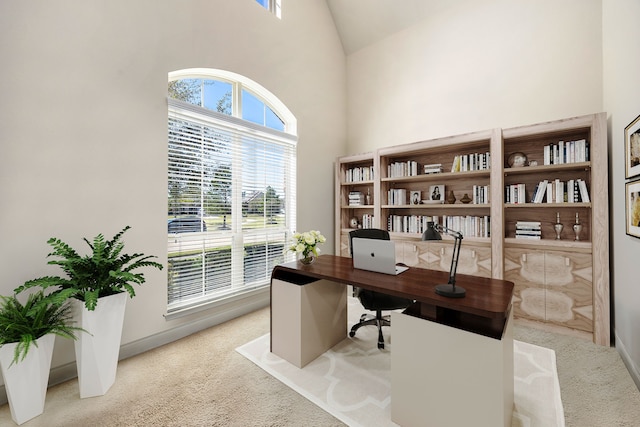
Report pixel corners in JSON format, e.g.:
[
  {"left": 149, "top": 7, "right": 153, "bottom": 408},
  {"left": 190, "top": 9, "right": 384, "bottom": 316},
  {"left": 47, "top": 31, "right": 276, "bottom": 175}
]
[{"left": 272, "top": 255, "right": 514, "bottom": 338}]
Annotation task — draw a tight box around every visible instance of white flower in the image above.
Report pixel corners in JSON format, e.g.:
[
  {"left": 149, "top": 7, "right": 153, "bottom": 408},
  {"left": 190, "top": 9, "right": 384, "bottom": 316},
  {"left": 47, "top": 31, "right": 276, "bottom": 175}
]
[{"left": 288, "top": 230, "right": 326, "bottom": 258}]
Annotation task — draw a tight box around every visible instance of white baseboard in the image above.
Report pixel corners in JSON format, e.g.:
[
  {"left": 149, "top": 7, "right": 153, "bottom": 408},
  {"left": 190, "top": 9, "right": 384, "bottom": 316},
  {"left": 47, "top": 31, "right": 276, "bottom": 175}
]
[
  {"left": 614, "top": 329, "right": 640, "bottom": 391},
  {"left": 0, "top": 290, "right": 270, "bottom": 406}
]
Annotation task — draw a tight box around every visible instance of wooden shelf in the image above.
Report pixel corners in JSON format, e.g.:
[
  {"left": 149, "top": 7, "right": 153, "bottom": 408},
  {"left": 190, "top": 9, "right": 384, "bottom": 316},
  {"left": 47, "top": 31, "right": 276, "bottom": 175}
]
[
  {"left": 341, "top": 180, "right": 374, "bottom": 186},
  {"left": 335, "top": 113, "right": 609, "bottom": 345},
  {"left": 341, "top": 205, "right": 374, "bottom": 209},
  {"left": 504, "top": 237, "right": 591, "bottom": 251},
  {"left": 382, "top": 169, "right": 490, "bottom": 183},
  {"left": 503, "top": 162, "right": 590, "bottom": 176},
  {"left": 504, "top": 202, "right": 591, "bottom": 208},
  {"left": 382, "top": 203, "right": 490, "bottom": 209},
  {"left": 390, "top": 232, "right": 491, "bottom": 244}
]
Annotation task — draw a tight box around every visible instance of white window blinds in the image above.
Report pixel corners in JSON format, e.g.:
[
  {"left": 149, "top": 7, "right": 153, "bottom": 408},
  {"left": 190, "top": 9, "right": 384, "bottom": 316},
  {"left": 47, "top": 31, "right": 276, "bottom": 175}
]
[{"left": 168, "top": 98, "right": 296, "bottom": 313}]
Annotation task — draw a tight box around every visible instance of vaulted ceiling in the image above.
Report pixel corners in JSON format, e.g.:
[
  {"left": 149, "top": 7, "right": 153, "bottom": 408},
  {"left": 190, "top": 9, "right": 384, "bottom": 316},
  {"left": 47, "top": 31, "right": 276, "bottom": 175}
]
[{"left": 326, "top": 0, "right": 459, "bottom": 54}]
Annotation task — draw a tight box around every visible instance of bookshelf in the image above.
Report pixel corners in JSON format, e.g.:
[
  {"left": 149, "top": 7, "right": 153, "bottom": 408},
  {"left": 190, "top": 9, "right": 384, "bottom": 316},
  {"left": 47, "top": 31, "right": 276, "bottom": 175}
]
[
  {"left": 377, "top": 130, "right": 499, "bottom": 243},
  {"left": 334, "top": 152, "right": 377, "bottom": 256},
  {"left": 501, "top": 113, "right": 609, "bottom": 345},
  {"left": 335, "top": 113, "right": 609, "bottom": 345}
]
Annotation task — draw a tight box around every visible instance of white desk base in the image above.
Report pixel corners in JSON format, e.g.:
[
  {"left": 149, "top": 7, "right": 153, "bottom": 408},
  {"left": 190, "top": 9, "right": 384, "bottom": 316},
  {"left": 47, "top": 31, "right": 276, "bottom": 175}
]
[
  {"left": 391, "top": 309, "right": 514, "bottom": 427},
  {"left": 271, "top": 278, "right": 347, "bottom": 368}
]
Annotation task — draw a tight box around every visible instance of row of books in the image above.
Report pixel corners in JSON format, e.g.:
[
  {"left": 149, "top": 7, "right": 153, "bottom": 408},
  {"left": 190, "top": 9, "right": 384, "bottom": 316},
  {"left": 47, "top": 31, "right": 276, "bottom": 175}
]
[
  {"left": 472, "top": 185, "right": 490, "bottom": 204},
  {"left": 505, "top": 183, "right": 527, "bottom": 204},
  {"left": 386, "top": 214, "right": 490, "bottom": 238},
  {"left": 441, "top": 215, "right": 491, "bottom": 238},
  {"left": 515, "top": 221, "right": 541, "bottom": 239},
  {"left": 387, "top": 188, "right": 408, "bottom": 206},
  {"left": 387, "top": 215, "right": 436, "bottom": 234},
  {"left": 451, "top": 152, "right": 491, "bottom": 172},
  {"left": 543, "top": 139, "right": 589, "bottom": 165},
  {"left": 348, "top": 191, "right": 365, "bottom": 206},
  {"left": 388, "top": 161, "right": 419, "bottom": 178},
  {"left": 345, "top": 166, "right": 374, "bottom": 183},
  {"left": 361, "top": 214, "right": 374, "bottom": 229},
  {"left": 531, "top": 179, "right": 590, "bottom": 203}
]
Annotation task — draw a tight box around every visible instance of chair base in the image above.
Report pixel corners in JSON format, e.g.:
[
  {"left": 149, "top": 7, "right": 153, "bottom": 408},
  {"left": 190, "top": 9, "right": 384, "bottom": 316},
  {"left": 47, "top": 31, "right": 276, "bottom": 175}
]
[{"left": 349, "top": 312, "right": 391, "bottom": 349}]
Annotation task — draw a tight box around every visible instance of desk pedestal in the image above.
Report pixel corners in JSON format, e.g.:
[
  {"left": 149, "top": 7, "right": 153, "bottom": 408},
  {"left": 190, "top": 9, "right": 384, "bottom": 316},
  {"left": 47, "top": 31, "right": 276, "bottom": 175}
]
[
  {"left": 271, "top": 278, "right": 347, "bottom": 368},
  {"left": 391, "top": 309, "right": 514, "bottom": 427}
]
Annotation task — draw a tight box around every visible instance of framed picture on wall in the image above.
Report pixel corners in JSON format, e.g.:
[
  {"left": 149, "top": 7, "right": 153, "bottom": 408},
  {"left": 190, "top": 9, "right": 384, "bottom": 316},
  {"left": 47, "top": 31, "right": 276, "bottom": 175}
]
[
  {"left": 626, "top": 180, "right": 640, "bottom": 239},
  {"left": 625, "top": 114, "right": 640, "bottom": 178}
]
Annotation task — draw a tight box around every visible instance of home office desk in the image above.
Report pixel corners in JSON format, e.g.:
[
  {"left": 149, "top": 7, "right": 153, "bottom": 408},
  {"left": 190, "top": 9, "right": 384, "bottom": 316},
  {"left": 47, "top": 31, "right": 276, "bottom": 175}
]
[{"left": 270, "top": 255, "right": 515, "bottom": 427}]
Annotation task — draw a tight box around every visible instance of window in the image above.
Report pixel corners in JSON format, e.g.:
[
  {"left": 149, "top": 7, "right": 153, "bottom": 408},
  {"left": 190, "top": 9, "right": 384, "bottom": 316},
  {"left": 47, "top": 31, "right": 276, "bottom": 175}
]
[
  {"left": 255, "top": 0, "right": 281, "bottom": 18},
  {"left": 167, "top": 69, "right": 296, "bottom": 315}
]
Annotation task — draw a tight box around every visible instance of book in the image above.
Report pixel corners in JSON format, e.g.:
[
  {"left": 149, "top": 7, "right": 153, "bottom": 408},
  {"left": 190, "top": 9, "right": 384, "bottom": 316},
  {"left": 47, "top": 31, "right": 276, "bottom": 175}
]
[
  {"left": 515, "top": 224, "right": 541, "bottom": 230},
  {"left": 530, "top": 183, "right": 539, "bottom": 203},
  {"left": 568, "top": 179, "right": 575, "bottom": 203},
  {"left": 544, "top": 145, "right": 551, "bottom": 165},
  {"left": 534, "top": 180, "right": 548, "bottom": 203},
  {"left": 423, "top": 167, "right": 443, "bottom": 174},
  {"left": 451, "top": 156, "right": 461, "bottom": 172},
  {"left": 515, "top": 234, "right": 541, "bottom": 239},
  {"left": 516, "top": 221, "right": 542, "bottom": 227},
  {"left": 578, "top": 179, "right": 590, "bottom": 203},
  {"left": 516, "top": 229, "right": 541, "bottom": 235}
]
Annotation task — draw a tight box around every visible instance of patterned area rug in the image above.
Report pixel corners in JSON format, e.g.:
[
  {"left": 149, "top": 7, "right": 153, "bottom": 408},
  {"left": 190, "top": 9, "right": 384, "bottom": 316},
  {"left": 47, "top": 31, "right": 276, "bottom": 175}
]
[{"left": 237, "top": 298, "right": 564, "bottom": 427}]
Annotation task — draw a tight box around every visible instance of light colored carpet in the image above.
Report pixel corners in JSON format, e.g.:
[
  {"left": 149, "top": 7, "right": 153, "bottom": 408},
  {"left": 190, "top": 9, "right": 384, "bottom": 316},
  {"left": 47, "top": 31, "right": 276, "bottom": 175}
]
[
  {"left": 0, "top": 302, "right": 637, "bottom": 426},
  {"left": 514, "top": 323, "right": 640, "bottom": 426},
  {"left": 237, "top": 297, "right": 564, "bottom": 427}
]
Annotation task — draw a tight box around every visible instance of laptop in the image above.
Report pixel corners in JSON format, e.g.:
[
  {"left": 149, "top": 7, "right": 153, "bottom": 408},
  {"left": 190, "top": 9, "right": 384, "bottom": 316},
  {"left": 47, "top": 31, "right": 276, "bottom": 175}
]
[{"left": 351, "top": 238, "right": 409, "bottom": 275}]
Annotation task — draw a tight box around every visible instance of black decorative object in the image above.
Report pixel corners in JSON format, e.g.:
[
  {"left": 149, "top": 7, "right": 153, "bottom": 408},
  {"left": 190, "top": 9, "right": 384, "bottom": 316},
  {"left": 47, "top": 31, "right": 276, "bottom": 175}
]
[{"left": 422, "top": 221, "right": 465, "bottom": 298}]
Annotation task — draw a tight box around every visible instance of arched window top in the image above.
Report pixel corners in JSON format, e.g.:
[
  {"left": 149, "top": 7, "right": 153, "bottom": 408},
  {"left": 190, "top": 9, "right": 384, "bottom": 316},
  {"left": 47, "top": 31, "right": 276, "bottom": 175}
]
[
  {"left": 256, "top": 0, "right": 281, "bottom": 18},
  {"left": 168, "top": 68, "right": 296, "bottom": 135}
]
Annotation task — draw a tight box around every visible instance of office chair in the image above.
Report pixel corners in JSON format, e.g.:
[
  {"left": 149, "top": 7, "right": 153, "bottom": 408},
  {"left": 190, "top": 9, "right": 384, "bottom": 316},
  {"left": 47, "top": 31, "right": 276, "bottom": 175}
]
[{"left": 349, "top": 229, "right": 413, "bottom": 349}]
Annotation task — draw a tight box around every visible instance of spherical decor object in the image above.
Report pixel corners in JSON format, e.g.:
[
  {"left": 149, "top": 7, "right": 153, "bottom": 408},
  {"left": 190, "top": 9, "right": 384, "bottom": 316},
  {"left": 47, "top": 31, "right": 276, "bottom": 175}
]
[
  {"left": 349, "top": 217, "right": 359, "bottom": 228},
  {"left": 507, "top": 152, "right": 528, "bottom": 168}
]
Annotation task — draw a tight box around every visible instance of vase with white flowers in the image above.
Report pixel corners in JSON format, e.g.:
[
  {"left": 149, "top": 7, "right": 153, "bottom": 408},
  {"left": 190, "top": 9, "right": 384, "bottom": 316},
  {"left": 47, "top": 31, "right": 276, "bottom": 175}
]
[{"left": 289, "top": 230, "right": 326, "bottom": 265}]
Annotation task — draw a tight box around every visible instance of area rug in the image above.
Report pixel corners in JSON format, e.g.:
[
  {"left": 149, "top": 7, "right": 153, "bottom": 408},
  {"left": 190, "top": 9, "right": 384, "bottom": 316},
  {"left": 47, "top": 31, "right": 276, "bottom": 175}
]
[{"left": 237, "top": 298, "right": 564, "bottom": 427}]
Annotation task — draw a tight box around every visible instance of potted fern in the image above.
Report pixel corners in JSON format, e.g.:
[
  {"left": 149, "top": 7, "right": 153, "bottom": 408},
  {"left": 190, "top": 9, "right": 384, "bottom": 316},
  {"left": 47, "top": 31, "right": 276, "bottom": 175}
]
[
  {"left": 15, "top": 226, "right": 163, "bottom": 398},
  {"left": 0, "top": 290, "right": 83, "bottom": 425}
]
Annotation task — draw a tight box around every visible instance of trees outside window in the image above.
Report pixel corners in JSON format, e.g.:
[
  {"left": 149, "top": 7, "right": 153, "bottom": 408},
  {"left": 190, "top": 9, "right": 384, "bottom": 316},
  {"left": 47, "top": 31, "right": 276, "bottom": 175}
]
[{"left": 168, "top": 69, "right": 296, "bottom": 313}]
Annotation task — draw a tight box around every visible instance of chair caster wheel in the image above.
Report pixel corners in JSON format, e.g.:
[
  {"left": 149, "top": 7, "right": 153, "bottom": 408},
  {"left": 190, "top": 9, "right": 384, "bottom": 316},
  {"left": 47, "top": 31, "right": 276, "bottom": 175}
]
[
  {"left": 349, "top": 331, "right": 356, "bottom": 337},
  {"left": 378, "top": 342, "right": 384, "bottom": 349}
]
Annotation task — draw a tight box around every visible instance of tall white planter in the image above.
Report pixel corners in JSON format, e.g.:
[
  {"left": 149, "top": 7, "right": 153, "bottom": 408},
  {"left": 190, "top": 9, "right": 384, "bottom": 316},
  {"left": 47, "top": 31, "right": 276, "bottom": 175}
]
[
  {"left": 72, "top": 292, "right": 127, "bottom": 398},
  {"left": 0, "top": 334, "right": 55, "bottom": 425}
]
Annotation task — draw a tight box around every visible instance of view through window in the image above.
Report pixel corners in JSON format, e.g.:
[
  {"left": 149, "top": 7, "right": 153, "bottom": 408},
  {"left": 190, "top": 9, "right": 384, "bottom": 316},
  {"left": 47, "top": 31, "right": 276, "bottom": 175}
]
[{"left": 168, "top": 70, "right": 296, "bottom": 314}]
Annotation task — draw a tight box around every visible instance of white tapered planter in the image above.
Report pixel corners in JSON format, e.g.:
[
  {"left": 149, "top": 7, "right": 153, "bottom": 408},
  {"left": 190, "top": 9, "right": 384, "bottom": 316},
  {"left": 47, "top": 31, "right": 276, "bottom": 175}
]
[
  {"left": 0, "top": 334, "right": 55, "bottom": 425},
  {"left": 72, "top": 292, "right": 127, "bottom": 398}
]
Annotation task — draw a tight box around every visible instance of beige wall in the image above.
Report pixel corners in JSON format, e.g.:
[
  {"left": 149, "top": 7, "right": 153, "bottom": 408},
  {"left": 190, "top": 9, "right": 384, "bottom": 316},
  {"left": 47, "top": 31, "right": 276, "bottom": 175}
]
[
  {"left": 345, "top": 0, "right": 640, "bottom": 386},
  {"left": 603, "top": 0, "right": 640, "bottom": 386},
  {"left": 0, "top": 0, "right": 346, "bottom": 377},
  {"left": 346, "top": 0, "right": 603, "bottom": 152}
]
